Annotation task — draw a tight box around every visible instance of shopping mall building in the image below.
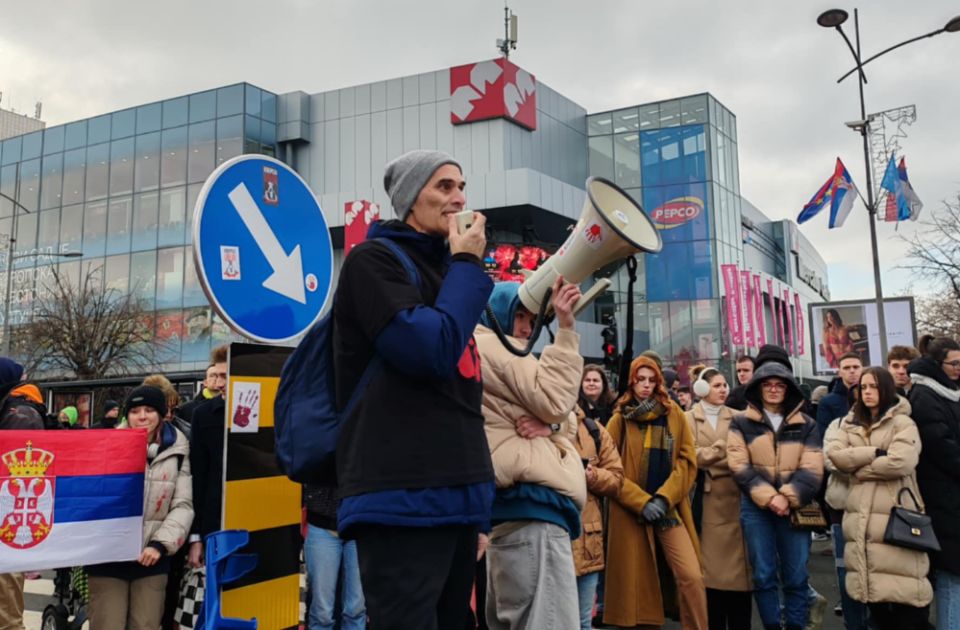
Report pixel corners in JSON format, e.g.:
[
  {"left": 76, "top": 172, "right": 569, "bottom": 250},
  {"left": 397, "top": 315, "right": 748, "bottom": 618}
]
[{"left": 0, "top": 58, "right": 830, "bottom": 413}]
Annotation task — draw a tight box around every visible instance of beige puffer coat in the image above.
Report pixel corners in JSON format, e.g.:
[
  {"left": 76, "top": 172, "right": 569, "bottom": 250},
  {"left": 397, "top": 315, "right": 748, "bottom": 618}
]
[
  {"left": 142, "top": 425, "right": 194, "bottom": 554},
  {"left": 826, "top": 397, "right": 932, "bottom": 607},
  {"left": 474, "top": 325, "right": 587, "bottom": 509}
]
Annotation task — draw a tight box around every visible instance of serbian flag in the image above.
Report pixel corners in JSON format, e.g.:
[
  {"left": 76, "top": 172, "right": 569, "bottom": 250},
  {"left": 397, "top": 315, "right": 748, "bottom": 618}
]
[
  {"left": 797, "top": 158, "right": 859, "bottom": 228},
  {"left": 0, "top": 430, "right": 147, "bottom": 572}
]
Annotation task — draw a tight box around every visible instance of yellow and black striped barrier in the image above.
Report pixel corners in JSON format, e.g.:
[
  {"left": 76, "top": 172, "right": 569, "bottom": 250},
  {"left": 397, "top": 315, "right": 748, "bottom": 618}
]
[{"left": 222, "top": 342, "right": 300, "bottom": 630}]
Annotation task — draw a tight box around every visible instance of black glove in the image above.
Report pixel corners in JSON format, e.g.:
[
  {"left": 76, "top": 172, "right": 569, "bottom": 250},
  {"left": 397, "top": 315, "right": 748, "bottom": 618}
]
[{"left": 641, "top": 496, "right": 668, "bottom": 522}]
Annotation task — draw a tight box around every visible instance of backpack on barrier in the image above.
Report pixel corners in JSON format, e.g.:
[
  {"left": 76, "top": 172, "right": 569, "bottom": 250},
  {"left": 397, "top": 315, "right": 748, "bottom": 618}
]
[{"left": 274, "top": 238, "right": 421, "bottom": 484}]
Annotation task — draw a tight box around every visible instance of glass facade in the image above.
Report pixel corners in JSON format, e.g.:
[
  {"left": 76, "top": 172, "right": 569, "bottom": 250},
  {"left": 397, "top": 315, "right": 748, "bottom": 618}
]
[
  {"left": 0, "top": 83, "right": 278, "bottom": 373},
  {"left": 588, "top": 94, "right": 740, "bottom": 378}
]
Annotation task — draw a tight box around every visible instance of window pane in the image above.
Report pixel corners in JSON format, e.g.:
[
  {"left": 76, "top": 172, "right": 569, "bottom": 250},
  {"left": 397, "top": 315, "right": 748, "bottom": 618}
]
[
  {"left": 639, "top": 104, "right": 660, "bottom": 131},
  {"left": 261, "top": 122, "right": 276, "bottom": 149},
  {"left": 261, "top": 91, "right": 277, "bottom": 123},
  {"left": 43, "top": 126, "right": 65, "bottom": 155},
  {"left": 64, "top": 121, "right": 87, "bottom": 150},
  {"left": 681, "top": 125, "right": 707, "bottom": 183},
  {"left": 11, "top": 267, "right": 36, "bottom": 325},
  {"left": 106, "top": 197, "right": 133, "bottom": 255},
  {"left": 156, "top": 247, "right": 184, "bottom": 309},
  {"left": 105, "top": 253, "right": 130, "bottom": 294},
  {"left": 640, "top": 132, "right": 660, "bottom": 185},
  {"left": 659, "top": 100, "right": 680, "bottom": 128},
  {"left": 132, "top": 192, "right": 159, "bottom": 251},
  {"left": 60, "top": 204, "right": 83, "bottom": 254},
  {"left": 0, "top": 165, "right": 15, "bottom": 218},
  {"left": 612, "top": 108, "right": 639, "bottom": 134},
  {"left": 217, "top": 115, "right": 243, "bottom": 164},
  {"left": 61, "top": 148, "right": 86, "bottom": 206},
  {"left": 155, "top": 310, "right": 183, "bottom": 364},
  {"left": 614, "top": 133, "right": 641, "bottom": 188},
  {"left": 647, "top": 302, "right": 671, "bottom": 359},
  {"left": 163, "top": 97, "right": 189, "bottom": 129},
  {"left": 134, "top": 132, "right": 160, "bottom": 192},
  {"left": 160, "top": 126, "right": 188, "bottom": 188},
  {"left": 217, "top": 85, "right": 243, "bottom": 117},
  {"left": 130, "top": 250, "right": 156, "bottom": 308},
  {"left": 37, "top": 208, "right": 60, "bottom": 252},
  {"left": 182, "top": 247, "right": 205, "bottom": 307},
  {"left": 111, "top": 109, "right": 136, "bottom": 139},
  {"left": 82, "top": 200, "right": 107, "bottom": 258},
  {"left": 40, "top": 153, "right": 63, "bottom": 210},
  {"left": 18, "top": 159, "right": 41, "bottom": 213},
  {"left": 88, "top": 115, "right": 111, "bottom": 145},
  {"left": 1, "top": 137, "right": 21, "bottom": 166},
  {"left": 188, "top": 121, "right": 215, "bottom": 184},
  {"left": 109, "top": 137, "right": 135, "bottom": 197},
  {"left": 182, "top": 306, "right": 212, "bottom": 361},
  {"left": 14, "top": 211, "right": 37, "bottom": 267},
  {"left": 85, "top": 143, "right": 109, "bottom": 201},
  {"left": 189, "top": 90, "right": 216, "bottom": 123},
  {"left": 668, "top": 301, "right": 693, "bottom": 364},
  {"left": 681, "top": 95, "right": 708, "bottom": 125},
  {"left": 244, "top": 115, "right": 260, "bottom": 153},
  {"left": 588, "top": 136, "right": 614, "bottom": 180},
  {"left": 245, "top": 84, "right": 261, "bottom": 117},
  {"left": 21, "top": 131, "right": 42, "bottom": 161},
  {"left": 136, "top": 103, "right": 162, "bottom": 135},
  {"left": 185, "top": 183, "right": 202, "bottom": 245},
  {"left": 158, "top": 187, "right": 185, "bottom": 247},
  {"left": 587, "top": 113, "right": 612, "bottom": 136}
]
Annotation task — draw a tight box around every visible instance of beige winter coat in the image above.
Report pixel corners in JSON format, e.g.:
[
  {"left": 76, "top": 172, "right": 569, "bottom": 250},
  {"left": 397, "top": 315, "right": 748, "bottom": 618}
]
[
  {"left": 474, "top": 325, "right": 587, "bottom": 509},
  {"left": 823, "top": 418, "right": 853, "bottom": 511},
  {"left": 827, "top": 397, "right": 933, "bottom": 607},
  {"left": 142, "top": 425, "right": 194, "bottom": 554}
]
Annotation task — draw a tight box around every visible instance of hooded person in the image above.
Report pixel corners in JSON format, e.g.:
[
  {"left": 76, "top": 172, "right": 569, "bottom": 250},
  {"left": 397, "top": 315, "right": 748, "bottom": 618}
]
[
  {"left": 474, "top": 279, "right": 587, "bottom": 629},
  {"left": 58, "top": 405, "right": 80, "bottom": 429},
  {"left": 92, "top": 400, "right": 121, "bottom": 429},
  {"left": 726, "top": 361, "right": 824, "bottom": 630}
]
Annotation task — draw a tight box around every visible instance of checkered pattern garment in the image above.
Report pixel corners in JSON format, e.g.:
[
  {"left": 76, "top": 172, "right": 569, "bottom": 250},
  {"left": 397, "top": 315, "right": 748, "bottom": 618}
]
[{"left": 174, "top": 567, "right": 204, "bottom": 630}]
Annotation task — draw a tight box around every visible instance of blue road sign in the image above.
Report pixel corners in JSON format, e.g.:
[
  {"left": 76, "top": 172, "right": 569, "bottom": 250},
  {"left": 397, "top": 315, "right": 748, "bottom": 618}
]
[{"left": 193, "top": 154, "right": 333, "bottom": 343}]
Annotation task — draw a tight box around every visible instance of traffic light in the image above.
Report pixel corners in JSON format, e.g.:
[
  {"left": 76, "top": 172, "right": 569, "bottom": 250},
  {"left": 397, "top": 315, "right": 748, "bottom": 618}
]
[{"left": 601, "top": 322, "right": 619, "bottom": 370}]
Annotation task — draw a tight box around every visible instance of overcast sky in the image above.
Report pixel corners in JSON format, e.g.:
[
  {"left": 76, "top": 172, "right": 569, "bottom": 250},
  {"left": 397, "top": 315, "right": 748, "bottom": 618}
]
[{"left": 2, "top": 0, "right": 958, "bottom": 301}]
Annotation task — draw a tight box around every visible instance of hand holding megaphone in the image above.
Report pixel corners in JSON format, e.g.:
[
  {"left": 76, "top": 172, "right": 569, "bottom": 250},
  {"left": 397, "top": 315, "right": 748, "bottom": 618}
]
[
  {"left": 551, "top": 276, "right": 582, "bottom": 331},
  {"left": 448, "top": 211, "right": 486, "bottom": 259}
]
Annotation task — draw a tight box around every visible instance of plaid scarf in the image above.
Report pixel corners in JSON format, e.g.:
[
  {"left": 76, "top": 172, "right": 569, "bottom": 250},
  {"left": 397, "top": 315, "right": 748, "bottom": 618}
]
[{"left": 621, "top": 400, "right": 674, "bottom": 496}]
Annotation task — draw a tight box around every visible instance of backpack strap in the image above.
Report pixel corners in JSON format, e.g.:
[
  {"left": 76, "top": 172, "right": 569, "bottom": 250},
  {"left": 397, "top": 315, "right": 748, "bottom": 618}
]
[{"left": 582, "top": 416, "right": 603, "bottom": 456}]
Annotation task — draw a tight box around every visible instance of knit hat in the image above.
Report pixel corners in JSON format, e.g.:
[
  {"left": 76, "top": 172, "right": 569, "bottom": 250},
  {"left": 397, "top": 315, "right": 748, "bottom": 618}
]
[
  {"left": 0, "top": 357, "right": 24, "bottom": 387},
  {"left": 755, "top": 344, "right": 792, "bottom": 371},
  {"left": 639, "top": 350, "right": 663, "bottom": 370},
  {"left": 103, "top": 400, "right": 120, "bottom": 414},
  {"left": 383, "top": 150, "right": 461, "bottom": 220},
  {"left": 124, "top": 386, "right": 168, "bottom": 419},
  {"left": 59, "top": 406, "right": 79, "bottom": 426}
]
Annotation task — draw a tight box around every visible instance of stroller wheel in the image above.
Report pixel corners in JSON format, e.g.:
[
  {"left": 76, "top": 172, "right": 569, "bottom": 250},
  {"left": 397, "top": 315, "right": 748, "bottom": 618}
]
[{"left": 41, "top": 604, "right": 70, "bottom": 630}]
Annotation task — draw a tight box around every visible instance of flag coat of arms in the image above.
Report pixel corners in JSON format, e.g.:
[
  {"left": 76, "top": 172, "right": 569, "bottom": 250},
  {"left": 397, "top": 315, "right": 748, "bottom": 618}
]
[
  {"left": 797, "top": 158, "right": 859, "bottom": 229},
  {"left": 0, "top": 430, "right": 146, "bottom": 573}
]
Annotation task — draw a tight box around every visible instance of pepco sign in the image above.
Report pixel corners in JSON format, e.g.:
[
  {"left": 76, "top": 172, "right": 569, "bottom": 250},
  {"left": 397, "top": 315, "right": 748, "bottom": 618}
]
[{"left": 651, "top": 196, "right": 704, "bottom": 230}]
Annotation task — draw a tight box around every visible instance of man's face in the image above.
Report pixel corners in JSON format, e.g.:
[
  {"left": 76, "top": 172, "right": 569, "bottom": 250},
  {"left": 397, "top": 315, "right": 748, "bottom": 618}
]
[
  {"left": 105, "top": 407, "right": 119, "bottom": 419},
  {"left": 839, "top": 358, "right": 863, "bottom": 388},
  {"left": 888, "top": 359, "right": 910, "bottom": 389},
  {"left": 405, "top": 165, "right": 466, "bottom": 237},
  {"left": 203, "top": 366, "right": 217, "bottom": 390},
  {"left": 678, "top": 391, "right": 692, "bottom": 408},
  {"left": 736, "top": 360, "right": 754, "bottom": 385},
  {"left": 211, "top": 362, "right": 227, "bottom": 396}
]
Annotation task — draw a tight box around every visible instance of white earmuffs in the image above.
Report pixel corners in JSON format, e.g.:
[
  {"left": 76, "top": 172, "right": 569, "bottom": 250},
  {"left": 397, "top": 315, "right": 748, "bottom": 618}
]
[{"left": 693, "top": 373, "right": 711, "bottom": 398}]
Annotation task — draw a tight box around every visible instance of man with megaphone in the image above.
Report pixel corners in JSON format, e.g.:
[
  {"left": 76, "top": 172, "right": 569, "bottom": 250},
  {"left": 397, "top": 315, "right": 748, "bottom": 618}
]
[{"left": 475, "top": 276, "right": 588, "bottom": 629}]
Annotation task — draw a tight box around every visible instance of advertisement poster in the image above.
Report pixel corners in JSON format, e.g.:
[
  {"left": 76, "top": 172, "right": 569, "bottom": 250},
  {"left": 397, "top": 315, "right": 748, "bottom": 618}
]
[
  {"left": 809, "top": 298, "right": 917, "bottom": 376},
  {"left": 753, "top": 274, "right": 766, "bottom": 346},
  {"left": 721, "top": 265, "right": 743, "bottom": 345},
  {"left": 794, "top": 292, "right": 806, "bottom": 356},
  {"left": 767, "top": 277, "right": 779, "bottom": 345},
  {"left": 783, "top": 287, "right": 795, "bottom": 356},
  {"left": 740, "top": 270, "right": 755, "bottom": 348},
  {"left": 482, "top": 243, "right": 551, "bottom": 282}
]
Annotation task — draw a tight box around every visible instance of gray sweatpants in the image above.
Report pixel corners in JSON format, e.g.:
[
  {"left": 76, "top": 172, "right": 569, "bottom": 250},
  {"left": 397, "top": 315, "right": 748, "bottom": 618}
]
[{"left": 485, "top": 520, "right": 579, "bottom": 630}]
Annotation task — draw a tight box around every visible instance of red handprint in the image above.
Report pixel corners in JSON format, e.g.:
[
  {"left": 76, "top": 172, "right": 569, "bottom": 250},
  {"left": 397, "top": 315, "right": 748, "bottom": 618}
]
[{"left": 233, "top": 389, "right": 259, "bottom": 428}]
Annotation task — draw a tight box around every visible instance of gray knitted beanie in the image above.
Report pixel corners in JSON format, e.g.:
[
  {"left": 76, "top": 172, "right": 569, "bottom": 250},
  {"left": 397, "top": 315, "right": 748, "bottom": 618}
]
[{"left": 383, "top": 150, "right": 461, "bottom": 220}]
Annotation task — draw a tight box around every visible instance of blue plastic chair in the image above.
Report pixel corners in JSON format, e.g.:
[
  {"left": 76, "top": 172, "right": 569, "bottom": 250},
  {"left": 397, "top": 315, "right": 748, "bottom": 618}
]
[{"left": 195, "top": 529, "right": 258, "bottom": 629}]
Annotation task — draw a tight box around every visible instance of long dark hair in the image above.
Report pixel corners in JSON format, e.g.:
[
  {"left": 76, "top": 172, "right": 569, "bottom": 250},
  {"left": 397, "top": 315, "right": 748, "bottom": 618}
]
[
  {"left": 580, "top": 364, "right": 616, "bottom": 407},
  {"left": 851, "top": 367, "right": 898, "bottom": 427},
  {"left": 824, "top": 308, "right": 843, "bottom": 328},
  {"left": 917, "top": 334, "right": 960, "bottom": 363}
]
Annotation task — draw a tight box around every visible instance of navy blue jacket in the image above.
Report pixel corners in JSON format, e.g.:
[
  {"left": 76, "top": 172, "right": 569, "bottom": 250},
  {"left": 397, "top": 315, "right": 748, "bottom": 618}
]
[{"left": 815, "top": 378, "right": 849, "bottom": 439}]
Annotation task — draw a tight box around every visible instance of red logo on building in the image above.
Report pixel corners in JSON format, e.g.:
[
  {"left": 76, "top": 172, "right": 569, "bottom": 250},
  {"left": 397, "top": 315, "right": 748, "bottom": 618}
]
[
  {"left": 651, "top": 197, "right": 704, "bottom": 230},
  {"left": 344, "top": 200, "right": 381, "bottom": 254},
  {"left": 449, "top": 59, "right": 536, "bottom": 130}
]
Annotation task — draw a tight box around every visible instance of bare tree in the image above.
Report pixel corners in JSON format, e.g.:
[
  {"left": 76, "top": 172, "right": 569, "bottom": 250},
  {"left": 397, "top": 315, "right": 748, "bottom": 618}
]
[
  {"left": 900, "top": 193, "right": 960, "bottom": 336},
  {"left": 15, "top": 265, "right": 163, "bottom": 380}
]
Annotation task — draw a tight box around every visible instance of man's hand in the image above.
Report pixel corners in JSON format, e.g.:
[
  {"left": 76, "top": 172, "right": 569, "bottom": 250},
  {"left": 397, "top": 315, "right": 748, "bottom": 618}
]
[
  {"left": 550, "top": 276, "right": 581, "bottom": 330},
  {"left": 447, "top": 212, "right": 486, "bottom": 259},
  {"left": 516, "top": 415, "right": 552, "bottom": 439},
  {"left": 585, "top": 463, "right": 598, "bottom": 486},
  {"left": 477, "top": 533, "right": 489, "bottom": 561},
  {"left": 188, "top": 541, "right": 204, "bottom": 568},
  {"left": 139, "top": 547, "right": 162, "bottom": 567},
  {"left": 768, "top": 494, "right": 790, "bottom": 517}
]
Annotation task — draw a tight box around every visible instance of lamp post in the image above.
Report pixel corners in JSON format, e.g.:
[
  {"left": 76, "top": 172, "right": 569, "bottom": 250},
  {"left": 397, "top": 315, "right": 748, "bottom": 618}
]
[
  {"left": 0, "top": 189, "right": 82, "bottom": 355},
  {"left": 817, "top": 8, "right": 960, "bottom": 361}
]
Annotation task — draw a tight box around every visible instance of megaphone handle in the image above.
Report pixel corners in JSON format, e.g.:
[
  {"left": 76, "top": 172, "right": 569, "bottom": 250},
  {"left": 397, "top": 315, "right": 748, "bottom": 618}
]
[{"left": 484, "top": 287, "right": 554, "bottom": 358}]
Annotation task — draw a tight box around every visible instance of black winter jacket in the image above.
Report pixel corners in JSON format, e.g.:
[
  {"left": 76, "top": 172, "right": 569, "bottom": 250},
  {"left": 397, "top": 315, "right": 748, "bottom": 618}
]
[
  {"left": 816, "top": 378, "right": 850, "bottom": 439},
  {"left": 189, "top": 397, "right": 225, "bottom": 539},
  {"left": 908, "top": 357, "right": 960, "bottom": 575}
]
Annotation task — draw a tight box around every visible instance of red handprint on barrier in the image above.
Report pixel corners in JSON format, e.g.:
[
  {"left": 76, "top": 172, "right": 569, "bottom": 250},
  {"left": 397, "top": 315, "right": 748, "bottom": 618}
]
[{"left": 232, "top": 389, "right": 259, "bottom": 429}]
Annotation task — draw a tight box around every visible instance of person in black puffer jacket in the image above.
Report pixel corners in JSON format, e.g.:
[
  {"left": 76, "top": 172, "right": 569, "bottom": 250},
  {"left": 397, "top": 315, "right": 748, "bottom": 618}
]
[{"left": 908, "top": 334, "right": 960, "bottom": 626}]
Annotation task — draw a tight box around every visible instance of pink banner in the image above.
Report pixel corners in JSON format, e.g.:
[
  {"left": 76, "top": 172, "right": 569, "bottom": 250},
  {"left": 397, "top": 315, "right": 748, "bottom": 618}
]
[
  {"left": 794, "top": 291, "right": 805, "bottom": 356},
  {"left": 740, "top": 271, "right": 756, "bottom": 348},
  {"left": 752, "top": 274, "right": 766, "bottom": 346},
  {"left": 721, "top": 265, "right": 744, "bottom": 346},
  {"left": 767, "top": 277, "right": 780, "bottom": 345},
  {"left": 782, "top": 287, "right": 795, "bottom": 356}
]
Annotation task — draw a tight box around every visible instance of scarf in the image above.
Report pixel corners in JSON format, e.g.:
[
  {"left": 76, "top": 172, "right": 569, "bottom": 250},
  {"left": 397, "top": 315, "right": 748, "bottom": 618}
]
[
  {"left": 911, "top": 373, "right": 960, "bottom": 402},
  {"left": 621, "top": 399, "right": 675, "bottom": 507}
]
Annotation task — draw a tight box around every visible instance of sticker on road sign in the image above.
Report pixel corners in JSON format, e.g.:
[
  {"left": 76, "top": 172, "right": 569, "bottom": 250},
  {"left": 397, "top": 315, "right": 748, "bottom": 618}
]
[
  {"left": 263, "top": 166, "right": 279, "bottom": 206},
  {"left": 221, "top": 246, "right": 241, "bottom": 280}
]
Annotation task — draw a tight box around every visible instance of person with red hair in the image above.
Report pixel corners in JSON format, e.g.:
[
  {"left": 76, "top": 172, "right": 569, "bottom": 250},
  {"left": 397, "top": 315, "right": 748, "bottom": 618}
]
[{"left": 602, "top": 356, "right": 707, "bottom": 629}]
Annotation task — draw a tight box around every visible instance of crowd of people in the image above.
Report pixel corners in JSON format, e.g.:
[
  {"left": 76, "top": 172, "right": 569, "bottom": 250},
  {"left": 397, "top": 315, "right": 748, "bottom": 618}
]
[{"left": 1, "top": 148, "right": 959, "bottom": 630}]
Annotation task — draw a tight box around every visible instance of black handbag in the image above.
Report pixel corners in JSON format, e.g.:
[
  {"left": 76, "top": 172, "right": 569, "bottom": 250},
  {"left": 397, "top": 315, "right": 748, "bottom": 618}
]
[{"left": 883, "top": 487, "right": 941, "bottom": 553}]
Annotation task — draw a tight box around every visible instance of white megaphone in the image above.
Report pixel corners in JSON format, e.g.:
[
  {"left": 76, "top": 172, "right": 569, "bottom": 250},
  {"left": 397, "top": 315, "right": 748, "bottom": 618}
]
[{"left": 518, "top": 176, "right": 663, "bottom": 316}]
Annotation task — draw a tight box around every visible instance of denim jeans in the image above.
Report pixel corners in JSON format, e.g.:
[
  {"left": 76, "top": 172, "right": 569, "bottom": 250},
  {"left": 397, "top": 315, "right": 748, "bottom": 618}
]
[
  {"left": 304, "top": 525, "right": 366, "bottom": 630},
  {"left": 832, "top": 523, "right": 869, "bottom": 629},
  {"left": 576, "top": 572, "right": 599, "bottom": 630},
  {"left": 740, "top": 497, "right": 810, "bottom": 629},
  {"left": 936, "top": 569, "right": 960, "bottom": 630}
]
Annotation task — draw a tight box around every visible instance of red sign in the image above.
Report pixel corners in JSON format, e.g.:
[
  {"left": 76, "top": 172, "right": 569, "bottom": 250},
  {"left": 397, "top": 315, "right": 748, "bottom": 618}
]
[
  {"left": 651, "top": 197, "right": 703, "bottom": 229},
  {"left": 450, "top": 58, "right": 537, "bottom": 130},
  {"left": 344, "top": 200, "right": 381, "bottom": 255},
  {"left": 721, "top": 264, "right": 743, "bottom": 346},
  {"left": 483, "top": 243, "right": 550, "bottom": 282}
]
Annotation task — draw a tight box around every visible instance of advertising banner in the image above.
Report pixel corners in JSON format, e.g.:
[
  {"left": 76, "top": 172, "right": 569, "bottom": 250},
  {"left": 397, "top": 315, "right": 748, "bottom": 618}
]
[
  {"left": 767, "top": 277, "right": 779, "bottom": 345},
  {"left": 783, "top": 287, "right": 795, "bottom": 356},
  {"left": 344, "top": 200, "right": 380, "bottom": 254},
  {"left": 753, "top": 274, "right": 766, "bottom": 346},
  {"left": 740, "top": 270, "right": 755, "bottom": 348},
  {"left": 794, "top": 292, "right": 806, "bottom": 356},
  {"left": 482, "top": 243, "right": 551, "bottom": 282},
  {"left": 721, "top": 265, "right": 743, "bottom": 346},
  {"left": 809, "top": 297, "right": 917, "bottom": 376}
]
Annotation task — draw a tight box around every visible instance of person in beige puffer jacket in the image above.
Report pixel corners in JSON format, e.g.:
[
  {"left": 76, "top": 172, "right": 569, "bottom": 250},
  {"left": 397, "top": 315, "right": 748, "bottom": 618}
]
[
  {"left": 827, "top": 367, "right": 932, "bottom": 630},
  {"left": 87, "top": 385, "right": 194, "bottom": 630}
]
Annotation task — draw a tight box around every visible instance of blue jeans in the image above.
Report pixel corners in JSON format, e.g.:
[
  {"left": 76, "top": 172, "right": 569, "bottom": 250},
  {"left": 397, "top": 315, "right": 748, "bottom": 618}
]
[
  {"left": 832, "top": 523, "right": 869, "bottom": 629},
  {"left": 304, "top": 525, "right": 366, "bottom": 630},
  {"left": 936, "top": 570, "right": 960, "bottom": 630},
  {"left": 576, "top": 572, "right": 599, "bottom": 630},
  {"left": 740, "top": 497, "right": 810, "bottom": 628}
]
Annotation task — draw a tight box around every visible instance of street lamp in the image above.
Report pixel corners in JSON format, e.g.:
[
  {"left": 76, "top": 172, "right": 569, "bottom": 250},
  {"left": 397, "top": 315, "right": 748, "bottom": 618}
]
[
  {"left": 817, "top": 8, "right": 960, "bottom": 361},
  {"left": 0, "top": 189, "right": 82, "bottom": 355}
]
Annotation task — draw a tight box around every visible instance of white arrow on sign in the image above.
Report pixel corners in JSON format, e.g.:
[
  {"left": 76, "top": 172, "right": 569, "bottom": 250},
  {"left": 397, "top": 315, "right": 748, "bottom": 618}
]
[{"left": 228, "top": 183, "right": 306, "bottom": 304}]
